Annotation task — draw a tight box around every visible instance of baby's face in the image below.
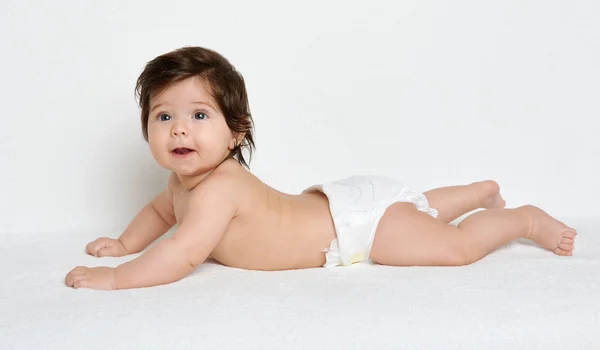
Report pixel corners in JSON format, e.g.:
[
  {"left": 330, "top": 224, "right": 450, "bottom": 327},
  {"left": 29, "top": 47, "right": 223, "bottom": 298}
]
[{"left": 147, "top": 76, "right": 237, "bottom": 176}]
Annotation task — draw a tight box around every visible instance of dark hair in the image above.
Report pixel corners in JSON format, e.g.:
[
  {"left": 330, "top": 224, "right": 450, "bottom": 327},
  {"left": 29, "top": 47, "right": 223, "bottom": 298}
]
[{"left": 135, "top": 46, "right": 255, "bottom": 168}]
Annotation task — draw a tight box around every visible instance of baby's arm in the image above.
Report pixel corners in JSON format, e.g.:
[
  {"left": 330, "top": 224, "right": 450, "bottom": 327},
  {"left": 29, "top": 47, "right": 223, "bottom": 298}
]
[
  {"left": 117, "top": 185, "right": 176, "bottom": 254},
  {"left": 86, "top": 174, "right": 177, "bottom": 257},
  {"left": 112, "top": 183, "right": 236, "bottom": 289}
]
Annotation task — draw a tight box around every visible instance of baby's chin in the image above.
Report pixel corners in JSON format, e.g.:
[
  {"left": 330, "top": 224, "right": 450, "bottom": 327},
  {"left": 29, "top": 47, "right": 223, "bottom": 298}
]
[
  {"left": 169, "top": 165, "right": 212, "bottom": 178},
  {"left": 155, "top": 155, "right": 226, "bottom": 177},
  {"left": 170, "top": 168, "right": 202, "bottom": 177},
  {"left": 152, "top": 158, "right": 197, "bottom": 174}
]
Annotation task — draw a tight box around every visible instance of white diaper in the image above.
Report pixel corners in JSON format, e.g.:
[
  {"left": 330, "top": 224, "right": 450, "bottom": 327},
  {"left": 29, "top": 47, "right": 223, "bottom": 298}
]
[{"left": 303, "top": 175, "right": 438, "bottom": 267}]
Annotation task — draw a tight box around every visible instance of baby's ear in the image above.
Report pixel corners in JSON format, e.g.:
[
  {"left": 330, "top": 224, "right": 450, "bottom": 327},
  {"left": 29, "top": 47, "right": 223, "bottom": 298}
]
[
  {"left": 231, "top": 132, "right": 246, "bottom": 147},
  {"left": 229, "top": 132, "right": 246, "bottom": 150}
]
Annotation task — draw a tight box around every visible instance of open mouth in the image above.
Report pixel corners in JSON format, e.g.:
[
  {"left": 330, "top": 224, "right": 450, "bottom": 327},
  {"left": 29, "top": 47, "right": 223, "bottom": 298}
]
[{"left": 171, "top": 148, "right": 195, "bottom": 156}]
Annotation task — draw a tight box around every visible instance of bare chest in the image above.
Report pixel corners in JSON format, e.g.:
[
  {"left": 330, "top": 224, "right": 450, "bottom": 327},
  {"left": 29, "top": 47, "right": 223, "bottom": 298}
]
[{"left": 172, "top": 190, "right": 191, "bottom": 224}]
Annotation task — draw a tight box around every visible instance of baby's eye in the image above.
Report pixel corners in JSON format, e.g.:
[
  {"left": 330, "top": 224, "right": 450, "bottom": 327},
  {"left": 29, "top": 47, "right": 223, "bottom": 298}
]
[
  {"left": 158, "top": 114, "right": 171, "bottom": 121},
  {"left": 194, "top": 112, "right": 208, "bottom": 120}
]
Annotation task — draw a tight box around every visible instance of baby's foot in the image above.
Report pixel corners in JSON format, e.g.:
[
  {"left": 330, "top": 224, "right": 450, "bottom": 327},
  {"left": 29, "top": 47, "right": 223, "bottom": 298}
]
[
  {"left": 475, "top": 180, "right": 506, "bottom": 209},
  {"left": 522, "top": 205, "right": 577, "bottom": 256}
]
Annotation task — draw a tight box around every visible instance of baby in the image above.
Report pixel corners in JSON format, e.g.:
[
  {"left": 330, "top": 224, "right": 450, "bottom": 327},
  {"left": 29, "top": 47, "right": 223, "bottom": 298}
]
[{"left": 65, "top": 46, "right": 577, "bottom": 290}]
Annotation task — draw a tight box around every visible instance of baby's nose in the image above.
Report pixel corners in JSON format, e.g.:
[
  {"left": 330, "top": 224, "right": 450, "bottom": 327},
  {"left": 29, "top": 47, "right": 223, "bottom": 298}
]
[{"left": 171, "top": 124, "right": 187, "bottom": 136}]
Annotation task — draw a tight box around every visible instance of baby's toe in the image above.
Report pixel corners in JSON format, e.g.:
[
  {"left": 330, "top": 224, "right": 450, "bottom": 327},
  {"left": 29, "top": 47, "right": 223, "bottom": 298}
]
[
  {"left": 553, "top": 247, "right": 570, "bottom": 256},
  {"left": 558, "top": 243, "right": 573, "bottom": 251},
  {"left": 562, "top": 237, "right": 574, "bottom": 245}
]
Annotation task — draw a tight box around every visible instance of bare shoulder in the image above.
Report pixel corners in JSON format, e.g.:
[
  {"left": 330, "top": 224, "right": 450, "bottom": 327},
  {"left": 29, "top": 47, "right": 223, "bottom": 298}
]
[
  {"left": 189, "top": 159, "right": 251, "bottom": 211},
  {"left": 170, "top": 164, "right": 245, "bottom": 267}
]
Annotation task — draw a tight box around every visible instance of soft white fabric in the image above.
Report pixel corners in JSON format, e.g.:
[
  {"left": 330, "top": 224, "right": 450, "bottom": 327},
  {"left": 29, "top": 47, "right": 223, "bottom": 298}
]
[
  {"left": 303, "top": 175, "right": 438, "bottom": 267},
  {"left": 1, "top": 218, "right": 599, "bottom": 349}
]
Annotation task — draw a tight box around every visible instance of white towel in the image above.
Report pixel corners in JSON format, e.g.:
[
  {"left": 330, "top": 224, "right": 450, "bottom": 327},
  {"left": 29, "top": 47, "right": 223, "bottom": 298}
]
[{"left": 1, "top": 217, "right": 598, "bottom": 349}]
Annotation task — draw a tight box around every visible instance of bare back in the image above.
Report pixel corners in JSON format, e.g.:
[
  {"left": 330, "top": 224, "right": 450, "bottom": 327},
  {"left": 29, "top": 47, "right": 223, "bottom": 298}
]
[{"left": 170, "top": 158, "right": 336, "bottom": 270}]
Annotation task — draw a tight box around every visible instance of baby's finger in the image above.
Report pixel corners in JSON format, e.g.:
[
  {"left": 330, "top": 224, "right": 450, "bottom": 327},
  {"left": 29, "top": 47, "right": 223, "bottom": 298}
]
[
  {"left": 88, "top": 239, "right": 110, "bottom": 256},
  {"left": 73, "top": 280, "right": 91, "bottom": 289},
  {"left": 65, "top": 269, "right": 83, "bottom": 287},
  {"left": 66, "top": 266, "right": 89, "bottom": 287},
  {"left": 85, "top": 241, "right": 94, "bottom": 255},
  {"left": 65, "top": 272, "right": 73, "bottom": 287},
  {"left": 70, "top": 274, "right": 88, "bottom": 285},
  {"left": 86, "top": 239, "right": 102, "bottom": 256},
  {"left": 97, "top": 245, "right": 119, "bottom": 257},
  {"left": 70, "top": 266, "right": 88, "bottom": 275}
]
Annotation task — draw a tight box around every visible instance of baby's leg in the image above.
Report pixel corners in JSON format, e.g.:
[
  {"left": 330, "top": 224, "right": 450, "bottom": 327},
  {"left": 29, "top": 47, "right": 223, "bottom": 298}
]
[
  {"left": 369, "top": 203, "right": 577, "bottom": 267},
  {"left": 424, "top": 180, "right": 506, "bottom": 223}
]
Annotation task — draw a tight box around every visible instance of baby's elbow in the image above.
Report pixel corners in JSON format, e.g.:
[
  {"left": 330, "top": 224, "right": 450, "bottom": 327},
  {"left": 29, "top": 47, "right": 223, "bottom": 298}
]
[
  {"left": 167, "top": 238, "right": 208, "bottom": 272},
  {"left": 179, "top": 246, "right": 204, "bottom": 271},
  {"left": 187, "top": 255, "right": 206, "bottom": 270},
  {"left": 163, "top": 261, "right": 195, "bottom": 286}
]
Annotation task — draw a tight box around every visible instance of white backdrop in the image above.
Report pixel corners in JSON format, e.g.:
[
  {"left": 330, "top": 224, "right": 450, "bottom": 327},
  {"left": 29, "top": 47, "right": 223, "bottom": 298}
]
[{"left": 0, "top": 0, "right": 598, "bottom": 236}]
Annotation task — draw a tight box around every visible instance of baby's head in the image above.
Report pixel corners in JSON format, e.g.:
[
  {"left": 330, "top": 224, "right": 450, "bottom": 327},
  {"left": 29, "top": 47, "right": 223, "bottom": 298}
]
[{"left": 135, "top": 46, "right": 255, "bottom": 175}]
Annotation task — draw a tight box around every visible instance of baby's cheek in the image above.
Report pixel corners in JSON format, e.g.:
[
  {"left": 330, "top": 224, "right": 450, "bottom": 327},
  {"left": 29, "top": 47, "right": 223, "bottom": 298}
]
[
  {"left": 212, "top": 138, "right": 234, "bottom": 157},
  {"left": 148, "top": 139, "right": 170, "bottom": 166}
]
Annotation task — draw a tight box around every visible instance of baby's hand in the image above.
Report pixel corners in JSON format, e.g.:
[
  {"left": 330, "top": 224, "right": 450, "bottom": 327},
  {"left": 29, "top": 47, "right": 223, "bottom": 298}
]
[
  {"left": 86, "top": 237, "right": 128, "bottom": 257},
  {"left": 65, "top": 266, "right": 116, "bottom": 290}
]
